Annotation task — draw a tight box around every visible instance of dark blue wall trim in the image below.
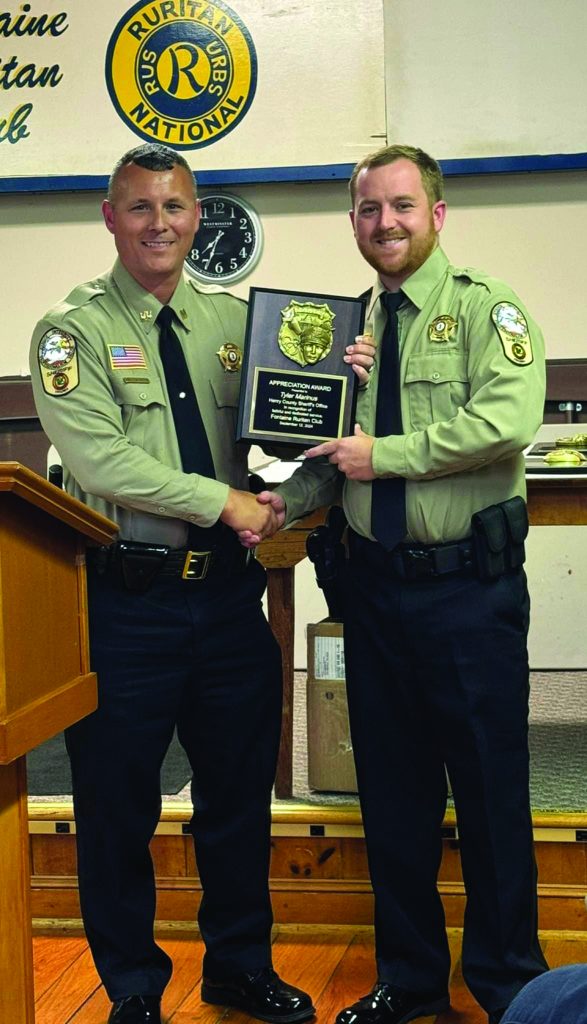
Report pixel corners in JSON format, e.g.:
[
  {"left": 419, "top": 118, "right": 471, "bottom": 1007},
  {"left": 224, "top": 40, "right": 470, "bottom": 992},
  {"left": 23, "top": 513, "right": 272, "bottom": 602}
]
[
  {"left": 2, "top": 153, "right": 587, "bottom": 194},
  {"left": 441, "top": 153, "right": 587, "bottom": 175}
]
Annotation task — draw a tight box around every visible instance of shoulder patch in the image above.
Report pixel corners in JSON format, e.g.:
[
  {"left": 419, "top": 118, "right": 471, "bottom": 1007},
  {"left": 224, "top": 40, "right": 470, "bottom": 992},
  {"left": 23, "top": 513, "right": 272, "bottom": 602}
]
[
  {"left": 491, "top": 302, "right": 533, "bottom": 366},
  {"left": 37, "top": 329, "right": 79, "bottom": 396}
]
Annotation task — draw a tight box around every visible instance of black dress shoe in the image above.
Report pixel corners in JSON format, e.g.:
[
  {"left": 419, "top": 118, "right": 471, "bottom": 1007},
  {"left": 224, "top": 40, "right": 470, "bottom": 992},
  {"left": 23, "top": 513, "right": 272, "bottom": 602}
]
[
  {"left": 335, "top": 982, "right": 450, "bottom": 1024},
  {"left": 108, "top": 995, "right": 161, "bottom": 1023},
  {"left": 201, "top": 966, "right": 315, "bottom": 1022}
]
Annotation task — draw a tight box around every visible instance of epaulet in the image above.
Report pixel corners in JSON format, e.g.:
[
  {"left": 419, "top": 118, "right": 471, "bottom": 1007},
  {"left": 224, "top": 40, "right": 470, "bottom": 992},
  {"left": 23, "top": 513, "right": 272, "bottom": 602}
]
[
  {"left": 186, "top": 276, "right": 248, "bottom": 306},
  {"left": 451, "top": 266, "right": 513, "bottom": 295},
  {"left": 186, "top": 277, "right": 228, "bottom": 296},
  {"left": 51, "top": 277, "right": 108, "bottom": 318}
]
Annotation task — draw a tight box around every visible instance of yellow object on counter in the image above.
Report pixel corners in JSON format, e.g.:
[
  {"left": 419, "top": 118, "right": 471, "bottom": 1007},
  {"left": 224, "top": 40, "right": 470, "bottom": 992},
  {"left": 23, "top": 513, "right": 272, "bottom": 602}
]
[{"left": 544, "top": 448, "right": 587, "bottom": 466}]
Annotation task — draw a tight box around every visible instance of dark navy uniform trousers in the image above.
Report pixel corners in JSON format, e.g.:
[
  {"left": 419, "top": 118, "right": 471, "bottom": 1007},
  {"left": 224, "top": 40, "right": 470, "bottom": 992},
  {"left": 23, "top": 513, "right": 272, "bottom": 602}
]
[
  {"left": 342, "top": 556, "right": 547, "bottom": 1014},
  {"left": 65, "top": 557, "right": 282, "bottom": 1001}
]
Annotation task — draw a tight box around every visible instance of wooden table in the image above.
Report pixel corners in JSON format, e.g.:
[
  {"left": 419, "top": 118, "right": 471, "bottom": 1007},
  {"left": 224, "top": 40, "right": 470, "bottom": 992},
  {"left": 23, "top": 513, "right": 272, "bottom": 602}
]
[
  {"left": 259, "top": 476, "right": 587, "bottom": 799},
  {"left": 257, "top": 509, "right": 326, "bottom": 798},
  {"left": 526, "top": 474, "right": 587, "bottom": 526}
]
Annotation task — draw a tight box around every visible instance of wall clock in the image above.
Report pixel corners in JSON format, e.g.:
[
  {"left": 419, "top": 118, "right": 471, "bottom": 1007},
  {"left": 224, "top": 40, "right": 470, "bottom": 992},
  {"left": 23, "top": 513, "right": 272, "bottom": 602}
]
[{"left": 185, "top": 192, "right": 263, "bottom": 284}]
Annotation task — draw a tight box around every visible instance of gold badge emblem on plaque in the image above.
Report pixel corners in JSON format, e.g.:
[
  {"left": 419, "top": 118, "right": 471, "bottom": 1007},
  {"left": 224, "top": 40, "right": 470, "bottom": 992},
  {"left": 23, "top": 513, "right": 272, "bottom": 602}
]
[
  {"left": 278, "top": 300, "right": 335, "bottom": 367},
  {"left": 491, "top": 302, "right": 533, "bottom": 365},
  {"left": 38, "top": 328, "right": 79, "bottom": 396},
  {"left": 217, "top": 342, "right": 243, "bottom": 372},
  {"left": 428, "top": 315, "right": 457, "bottom": 342}
]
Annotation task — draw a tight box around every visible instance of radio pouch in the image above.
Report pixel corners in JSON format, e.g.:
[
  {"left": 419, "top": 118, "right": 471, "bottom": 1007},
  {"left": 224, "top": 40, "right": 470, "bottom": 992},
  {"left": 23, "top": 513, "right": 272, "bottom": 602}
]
[{"left": 501, "top": 495, "right": 529, "bottom": 570}]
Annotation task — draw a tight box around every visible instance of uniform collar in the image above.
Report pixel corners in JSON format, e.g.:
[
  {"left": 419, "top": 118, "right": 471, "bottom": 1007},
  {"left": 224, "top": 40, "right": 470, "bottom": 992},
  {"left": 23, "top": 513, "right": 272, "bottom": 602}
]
[
  {"left": 366, "top": 246, "right": 450, "bottom": 318},
  {"left": 112, "top": 260, "right": 192, "bottom": 335}
]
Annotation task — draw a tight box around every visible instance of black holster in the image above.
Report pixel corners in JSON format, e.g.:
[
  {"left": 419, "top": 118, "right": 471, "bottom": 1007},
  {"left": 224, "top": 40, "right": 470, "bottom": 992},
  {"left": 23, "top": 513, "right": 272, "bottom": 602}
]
[
  {"left": 471, "top": 496, "right": 529, "bottom": 582},
  {"left": 306, "top": 506, "right": 347, "bottom": 619},
  {"left": 90, "top": 542, "right": 169, "bottom": 593}
]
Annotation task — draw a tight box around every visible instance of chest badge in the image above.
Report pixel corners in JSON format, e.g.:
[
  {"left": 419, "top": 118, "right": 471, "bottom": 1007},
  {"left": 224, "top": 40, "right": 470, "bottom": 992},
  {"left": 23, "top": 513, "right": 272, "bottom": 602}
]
[
  {"left": 428, "top": 315, "right": 458, "bottom": 342},
  {"left": 217, "top": 342, "right": 243, "bottom": 372},
  {"left": 491, "top": 302, "right": 533, "bottom": 365}
]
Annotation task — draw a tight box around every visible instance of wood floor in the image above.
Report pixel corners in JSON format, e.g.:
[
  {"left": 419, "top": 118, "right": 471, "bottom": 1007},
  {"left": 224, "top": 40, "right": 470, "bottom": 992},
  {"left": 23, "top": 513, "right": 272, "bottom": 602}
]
[{"left": 33, "top": 925, "right": 587, "bottom": 1024}]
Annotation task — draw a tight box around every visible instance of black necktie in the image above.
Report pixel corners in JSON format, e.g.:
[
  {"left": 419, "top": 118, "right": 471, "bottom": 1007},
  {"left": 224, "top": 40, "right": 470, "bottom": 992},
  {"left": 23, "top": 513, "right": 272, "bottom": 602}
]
[
  {"left": 371, "top": 291, "right": 406, "bottom": 550},
  {"left": 157, "top": 305, "right": 215, "bottom": 479}
]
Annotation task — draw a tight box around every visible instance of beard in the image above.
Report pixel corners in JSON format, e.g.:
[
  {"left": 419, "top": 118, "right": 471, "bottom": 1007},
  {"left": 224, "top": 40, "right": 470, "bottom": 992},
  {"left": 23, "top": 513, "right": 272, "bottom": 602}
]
[{"left": 358, "top": 218, "right": 438, "bottom": 286}]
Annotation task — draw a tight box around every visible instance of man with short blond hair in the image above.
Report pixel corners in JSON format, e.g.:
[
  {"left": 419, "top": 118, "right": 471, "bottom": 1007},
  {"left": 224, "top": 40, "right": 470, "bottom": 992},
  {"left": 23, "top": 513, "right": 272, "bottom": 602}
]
[{"left": 30, "top": 143, "right": 315, "bottom": 1024}]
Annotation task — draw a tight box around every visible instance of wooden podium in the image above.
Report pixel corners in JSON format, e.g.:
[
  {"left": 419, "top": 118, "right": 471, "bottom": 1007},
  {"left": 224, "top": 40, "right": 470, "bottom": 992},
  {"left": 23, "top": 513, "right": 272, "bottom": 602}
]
[{"left": 0, "top": 462, "right": 117, "bottom": 1022}]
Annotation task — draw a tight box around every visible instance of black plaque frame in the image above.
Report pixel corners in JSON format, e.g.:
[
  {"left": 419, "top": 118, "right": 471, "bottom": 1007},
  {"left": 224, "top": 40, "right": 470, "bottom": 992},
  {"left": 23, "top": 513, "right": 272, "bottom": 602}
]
[{"left": 237, "top": 287, "right": 366, "bottom": 447}]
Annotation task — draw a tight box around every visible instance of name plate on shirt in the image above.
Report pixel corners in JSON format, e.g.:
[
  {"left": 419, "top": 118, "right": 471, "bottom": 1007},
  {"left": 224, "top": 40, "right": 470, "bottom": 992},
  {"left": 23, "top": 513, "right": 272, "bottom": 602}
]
[{"left": 237, "top": 287, "right": 366, "bottom": 448}]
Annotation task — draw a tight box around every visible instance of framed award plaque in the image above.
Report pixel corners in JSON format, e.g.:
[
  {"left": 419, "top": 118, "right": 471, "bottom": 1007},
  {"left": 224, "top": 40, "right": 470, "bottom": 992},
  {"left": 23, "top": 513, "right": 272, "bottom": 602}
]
[{"left": 236, "top": 287, "right": 367, "bottom": 448}]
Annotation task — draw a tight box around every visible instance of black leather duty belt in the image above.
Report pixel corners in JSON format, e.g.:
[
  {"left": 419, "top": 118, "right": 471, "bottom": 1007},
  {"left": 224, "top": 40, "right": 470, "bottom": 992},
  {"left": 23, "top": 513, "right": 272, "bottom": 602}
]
[
  {"left": 87, "top": 539, "right": 253, "bottom": 591},
  {"left": 348, "top": 529, "right": 475, "bottom": 582}
]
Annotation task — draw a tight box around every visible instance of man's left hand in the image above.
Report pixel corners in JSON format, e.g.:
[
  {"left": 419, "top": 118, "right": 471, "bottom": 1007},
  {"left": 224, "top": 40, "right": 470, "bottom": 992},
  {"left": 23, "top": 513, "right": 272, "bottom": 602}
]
[
  {"left": 344, "top": 334, "right": 376, "bottom": 385},
  {"left": 305, "top": 424, "right": 376, "bottom": 480}
]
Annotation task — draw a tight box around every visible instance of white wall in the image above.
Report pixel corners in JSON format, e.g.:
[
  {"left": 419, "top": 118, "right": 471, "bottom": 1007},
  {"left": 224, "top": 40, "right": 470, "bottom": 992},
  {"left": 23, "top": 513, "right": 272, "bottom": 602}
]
[
  {"left": 3, "top": 170, "right": 586, "bottom": 670},
  {"left": 384, "top": 0, "right": 587, "bottom": 161},
  {"left": 3, "top": 169, "right": 586, "bottom": 377}
]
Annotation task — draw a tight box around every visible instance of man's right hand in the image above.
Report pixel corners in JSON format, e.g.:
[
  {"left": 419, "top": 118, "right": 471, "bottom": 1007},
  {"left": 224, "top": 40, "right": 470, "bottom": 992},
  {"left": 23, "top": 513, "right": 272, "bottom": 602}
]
[
  {"left": 236, "top": 491, "right": 286, "bottom": 548},
  {"left": 220, "top": 488, "right": 281, "bottom": 541}
]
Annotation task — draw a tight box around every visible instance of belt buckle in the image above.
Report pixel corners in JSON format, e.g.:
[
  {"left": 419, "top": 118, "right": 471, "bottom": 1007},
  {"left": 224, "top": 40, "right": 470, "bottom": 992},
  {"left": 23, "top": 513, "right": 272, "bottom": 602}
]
[
  {"left": 182, "top": 550, "right": 211, "bottom": 580},
  {"left": 404, "top": 548, "right": 433, "bottom": 579}
]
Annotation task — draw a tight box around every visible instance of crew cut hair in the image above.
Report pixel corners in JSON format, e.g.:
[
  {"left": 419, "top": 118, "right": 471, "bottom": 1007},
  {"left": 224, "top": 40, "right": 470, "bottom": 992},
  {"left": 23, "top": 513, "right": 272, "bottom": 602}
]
[
  {"left": 349, "top": 144, "right": 444, "bottom": 207},
  {"left": 107, "top": 143, "right": 197, "bottom": 202}
]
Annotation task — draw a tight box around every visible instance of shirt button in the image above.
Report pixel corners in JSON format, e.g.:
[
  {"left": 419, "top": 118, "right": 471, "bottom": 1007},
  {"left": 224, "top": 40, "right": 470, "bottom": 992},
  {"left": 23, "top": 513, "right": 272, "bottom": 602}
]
[
  {"left": 139, "top": 392, "right": 147, "bottom": 400},
  {"left": 432, "top": 372, "right": 440, "bottom": 380},
  {"left": 158, "top": 506, "right": 166, "bottom": 513}
]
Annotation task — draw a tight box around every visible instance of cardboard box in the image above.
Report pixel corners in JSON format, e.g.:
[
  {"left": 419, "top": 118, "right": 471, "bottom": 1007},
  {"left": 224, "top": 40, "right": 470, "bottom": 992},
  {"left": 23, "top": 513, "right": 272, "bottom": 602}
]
[{"left": 306, "top": 619, "right": 358, "bottom": 793}]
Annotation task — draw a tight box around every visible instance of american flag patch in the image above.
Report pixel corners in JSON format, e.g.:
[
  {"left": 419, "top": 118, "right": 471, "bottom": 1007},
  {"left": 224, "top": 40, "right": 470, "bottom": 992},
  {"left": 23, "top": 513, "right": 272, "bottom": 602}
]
[{"left": 108, "top": 345, "right": 148, "bottom": 370}]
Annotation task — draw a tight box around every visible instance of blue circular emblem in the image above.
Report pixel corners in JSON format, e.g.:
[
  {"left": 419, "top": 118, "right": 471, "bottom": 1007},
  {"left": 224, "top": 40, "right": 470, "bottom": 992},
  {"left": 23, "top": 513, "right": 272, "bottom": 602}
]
[{"left": 106, "top": 0, "right": 257, "bottom": 150}]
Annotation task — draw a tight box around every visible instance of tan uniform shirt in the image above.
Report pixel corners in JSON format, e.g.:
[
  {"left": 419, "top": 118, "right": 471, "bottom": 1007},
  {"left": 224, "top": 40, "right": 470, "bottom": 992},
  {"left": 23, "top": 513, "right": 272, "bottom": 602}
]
[
  {"left": 276, "top": 246, "right": 546, "bottom": 544},
  {"left": 30, "top": 259, "right": 250, "bottom": 546}
]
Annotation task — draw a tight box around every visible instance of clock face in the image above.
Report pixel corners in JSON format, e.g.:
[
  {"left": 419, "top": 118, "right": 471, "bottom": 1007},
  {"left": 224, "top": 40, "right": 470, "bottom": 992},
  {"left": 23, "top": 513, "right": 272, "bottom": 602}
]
[{"left": 185, "top": 193, "right": 263, "bottom": 284}]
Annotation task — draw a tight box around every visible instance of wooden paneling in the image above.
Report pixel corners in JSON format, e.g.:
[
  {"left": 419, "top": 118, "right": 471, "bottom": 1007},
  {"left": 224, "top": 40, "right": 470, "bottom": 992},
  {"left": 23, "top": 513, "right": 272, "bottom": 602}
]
[
  {"left": 25, "top": 827, "right": 587, "bottom": 932},
  {"left": 31, "top": 834, "right": 77, "bottom": 877},
  {"left": 0, "top": 378, "right": 49, "bottom": 478}
]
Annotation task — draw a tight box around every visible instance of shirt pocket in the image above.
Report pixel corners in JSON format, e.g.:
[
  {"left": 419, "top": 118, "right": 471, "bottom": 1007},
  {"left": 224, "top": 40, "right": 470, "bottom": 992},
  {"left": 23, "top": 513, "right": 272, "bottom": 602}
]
[
  {"left": 110, "top": 376, "right": 167, "bottom": 409},
  {"left": 210, "top": 377, "right": 240, "bottom": 409},
  {"left": 405, "top": 352, "right": 469, "bottom": 430},
  {"left": 210, "top": 376, "right": 241, "bottom": 438},
  {"left": 109, "top": 377, "right": 167, "bottom": 443}
]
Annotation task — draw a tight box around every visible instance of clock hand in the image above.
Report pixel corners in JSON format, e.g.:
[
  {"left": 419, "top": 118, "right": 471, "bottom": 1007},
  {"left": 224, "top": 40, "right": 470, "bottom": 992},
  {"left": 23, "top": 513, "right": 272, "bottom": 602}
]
[
  {"left": 202, "top": 230, "right": 224, "bottom": 254},
  {"left": 202, "top": 230, "right": 224, "bottom": 268}
]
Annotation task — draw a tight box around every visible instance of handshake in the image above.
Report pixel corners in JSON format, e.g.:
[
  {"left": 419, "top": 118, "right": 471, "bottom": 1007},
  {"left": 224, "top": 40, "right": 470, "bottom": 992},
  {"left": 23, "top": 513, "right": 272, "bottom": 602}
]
[{"left": 220, "top": 488, "right": 286, "bottom": 546}]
